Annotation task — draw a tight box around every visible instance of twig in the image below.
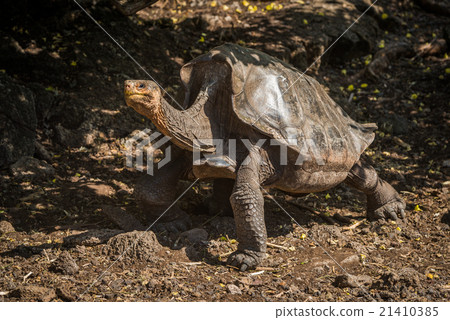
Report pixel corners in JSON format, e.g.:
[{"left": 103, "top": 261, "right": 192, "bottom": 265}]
[
  {"left": 43, "top": 249, "right": 50, "bottom": 262},
  {"left": 255, "top": 267, "right": 277, "bottom": 271},
  {"left": 219, "top": 250, "right": 234, "bottom": 258},
  {"left": 266, "top": 242, "right": 291, "bottom": 251},
  {"left": 23, "top": 272, "right": 33, "bottom": 283},
  {"left": 342, "top": 219, "right": 366, "bottom": 230},
  {"left": 179, "top": 262, "right": 202, "bottom": 266}
]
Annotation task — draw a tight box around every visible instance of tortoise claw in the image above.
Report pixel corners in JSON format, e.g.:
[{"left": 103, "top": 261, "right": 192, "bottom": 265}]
[
  {"left": 368, "top": 197, "right": 406, "bottom": 221},
  {"left": 152, "top": 213, "right": 192, "bottom": 234},
  {"left": 227, "top": 250, "right": 265, "bottom": 271}
]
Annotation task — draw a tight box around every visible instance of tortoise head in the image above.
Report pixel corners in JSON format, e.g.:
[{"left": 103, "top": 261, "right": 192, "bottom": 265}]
[{"left": 124, "top": 80, "right": 162, "bottom": 116}]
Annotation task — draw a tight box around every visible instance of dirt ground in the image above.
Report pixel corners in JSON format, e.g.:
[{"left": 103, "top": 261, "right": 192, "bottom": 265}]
[{"left": 0, "top": 0, "right": 449, "bottom": 302}]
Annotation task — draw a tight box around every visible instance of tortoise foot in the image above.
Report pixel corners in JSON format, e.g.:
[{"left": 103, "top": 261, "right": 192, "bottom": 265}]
[
  {"left": 367, "top": 195, "right": 406, "bottom": 221},
  {"left": 151, "top": 210, "right": 192, "bottom": 234},
  {"left": 227, "top": 250, "right": 266, "bottom": 271}
]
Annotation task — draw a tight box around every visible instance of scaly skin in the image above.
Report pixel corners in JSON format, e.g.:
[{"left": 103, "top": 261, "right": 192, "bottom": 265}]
[
  {"left": 134, "top": 153, "right": 192, "bottom": 233},
  {"left": 345, "top": 160, "right": 406, "bottom": 220},
  {"left": 228, "top": 148, "right": 267, "bottom": 271}
]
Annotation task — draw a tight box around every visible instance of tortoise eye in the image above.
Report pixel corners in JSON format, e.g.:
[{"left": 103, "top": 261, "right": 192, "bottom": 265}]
[{"left": 138, "top": 83, "right": 145, "bottom": 89}]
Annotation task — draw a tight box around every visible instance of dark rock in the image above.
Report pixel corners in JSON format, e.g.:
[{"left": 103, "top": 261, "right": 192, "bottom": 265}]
[
  {"left": 27, "top": 82, "right": 57, "bottom": 123},
  {"left": 101, "top": 205, "right": 145, "bottom": 232},
  {"left": 363, "top": 42, "right": 414, "bottom": 79},
  {"left": 334, "top": 274, "right": 373, "bottom": 288},
  {"left": 55, "top": 287, "right": 75, "bottom": 302},
  {"left": 380, "top": 114, "right": 415, "bottom": 135},
  {"left": 10, "top": 156, "right": 55, "bottom": 180},
  {"left": 10, "top": 285, "right": 56, "bottom": 302},
  {"left": 0, "top": 73, "right": 36, "bottom": 167},
  {"left": 103, "top": 231, "right": 162, "bottom": 262},
  {"left": 63, "top": 229, "right": 123, "bottom": 246},
  {"left": 0, "top": 220, "right": 15, "bottom": 235},
  {"left": 372, "top": 267, "right": 424, "bottom": 291},
  {"left": 209, "top": 216, "right": 236, "bottom": 236},
  {"left": 55, "top": 124, "right": 82, "bottom": 147},
  {"left": 180, "top": 228, "right": 208, "bottom": 244},
  {"left": 111, "top": 0, "right": 159, "bottom": 16},
  {"left": 50, "top": 251, "right": 79, "bottom": 275},
  {"left": 34, "top": 141, "right": 53, "bottom": 162},
  {"left": 183, "top": 245, "right": 200, "bottom": 260}
]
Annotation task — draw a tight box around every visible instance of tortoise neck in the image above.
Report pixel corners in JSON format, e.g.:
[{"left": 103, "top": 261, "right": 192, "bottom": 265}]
[
  {"left": 146, "top": 97, "right": 172, "bottom": 139},
  {"left": 159, "top": 98, "right": 196, "bottom": 151}
]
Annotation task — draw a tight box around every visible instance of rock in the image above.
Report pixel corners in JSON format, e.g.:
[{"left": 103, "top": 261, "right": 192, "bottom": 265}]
[
  {"left": 373, "top": 267, "right": 424, "bottom": 290},
  {"left": 50, "top": 251, "right": 79, "bottom": 275},
  {"left": 0, "top": 73, "right": 36, "bottom": 167},
  {"left": 109, "top": 279, "right": 125, "bottom": 291},
  {"left": 34, "top": 141, "right": 53, "bottom": 162},
  {"left": 146, "top": 278, "right": 160, "bottom": 291},
  {"left": 334, "top": 274, "right": 373, "bottom": 288},
  {"left": 10, "top": 156, "right": 55, "bottom": 180},
  {"left": 227, "top": 284, "right": 242, "bottom": 295},
  {"left": 443, "top": 160, "right": 450, "bottom": 168},
  {"left": 82, "top": 183, "right": 115, "bottom": 197},
  {"left": 63, "top": 229, "right": 123, "bottom": 246},
  {"left": 26, "top": 83, "right": 57, "bottom": 123},
  {"left": 55, "top": 287, "right": 75, "bottom": 302},
  {"left": 363, "top": 42, "right": 414, "bottom": 79},
  {"left": 308, "top": 224, "right": 348, "bottom": 246},
  {"left": 103, "top": 231, "right": 162, "bottom": 262},
  {"left": 380, "top": 114, "right": 414, "bottom": 135},
  {"left": 182, "top": 245, "right": 200, "bottom": 260},
  {"left": 111, "top": 0, "right": 159, "bottom": 15},
  {"left": 102, "top": 205, "right": 145, "bottom": 232},
  {"left": 418, "top": 39, "right": 447, "bottom": 57},
  {"left": 340, "top": 254, "right": 360, "bottom": 265},
  {"left": 415, "top": 0, "right": 450, "bottom": 16},
  {"left": 54, "top": 124, "right": 82, "bottom": 147},
  {"left": 10, "top": 285, "right": 56, "bottom": 302},
  {"left": 0, "top": 220, "right": 15, "bottom": 235},
  {"left": 209, "top": 216, "right": 236, "bottom": 237},
  {"left": 239, "top": 0, "right": 380, "bottom": 67},
  {"left": 180, "top": 228, "right": 208, "bottom": 244}
]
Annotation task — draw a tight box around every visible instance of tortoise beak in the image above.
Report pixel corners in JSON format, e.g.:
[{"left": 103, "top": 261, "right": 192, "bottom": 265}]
[{"left": 124, "top": 80, "right": 135, "bottom": 96}]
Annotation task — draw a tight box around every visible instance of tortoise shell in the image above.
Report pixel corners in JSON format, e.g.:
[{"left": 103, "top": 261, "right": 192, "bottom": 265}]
[{"left": 180, "top": 44, "right": 377, "bottom": 171}]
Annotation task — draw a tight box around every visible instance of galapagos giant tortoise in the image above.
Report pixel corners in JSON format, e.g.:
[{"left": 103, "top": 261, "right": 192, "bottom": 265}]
[{"left": 124, "top": 44, "right": 406, "bottom": 271}]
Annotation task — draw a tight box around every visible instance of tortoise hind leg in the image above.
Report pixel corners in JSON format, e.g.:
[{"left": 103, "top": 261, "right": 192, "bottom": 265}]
[
  {"left": 135, "top": 156, "right": 192, "bottom": 233},
  {"left": 345, "top": 160, "right": 406, "bottom": 220},
  {"left": 206, "top": 179, "right": 234, "bottom": 216}
]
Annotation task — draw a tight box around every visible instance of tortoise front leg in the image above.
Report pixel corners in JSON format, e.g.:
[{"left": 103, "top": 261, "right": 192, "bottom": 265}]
[{"left": 227, "top": 149, "right": 267, "bottom": 271}]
